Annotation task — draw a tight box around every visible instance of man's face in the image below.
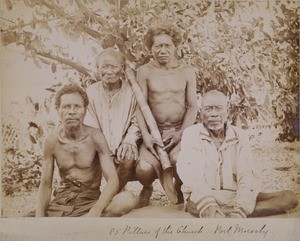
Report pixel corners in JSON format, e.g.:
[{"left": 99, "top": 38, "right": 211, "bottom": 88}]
[
  {"left": 58, "top": 92, "right": 86, "bottom": 130},
  {"left": 202, "top": 94, "right": 228, "bottom": 131},
  {"left": 151, "top": 34, "right": 176, "bottom": 65},
  {"left": 96, "top": 54, "right": 123, "bottom": 85}
]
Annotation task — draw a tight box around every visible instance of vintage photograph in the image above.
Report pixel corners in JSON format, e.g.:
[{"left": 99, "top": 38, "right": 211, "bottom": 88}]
[{"left": 1, "top": 0, "right": 299, "bottom": 240}]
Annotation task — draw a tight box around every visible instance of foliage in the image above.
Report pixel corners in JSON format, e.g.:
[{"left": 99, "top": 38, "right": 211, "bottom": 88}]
[
  {"left": 2, "top": 147, "right": 42, "bottom": 196},
  {"left": 1, "top": 0, "right": 299, "bottom": 140},
  {"left": 2, "top": 91, "right": 57, "bottom": 196}
]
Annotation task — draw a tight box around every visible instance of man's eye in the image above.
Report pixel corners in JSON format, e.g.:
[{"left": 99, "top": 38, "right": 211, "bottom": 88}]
[{"left": 204, "top": 107, "right": 212, "bottom": 112}]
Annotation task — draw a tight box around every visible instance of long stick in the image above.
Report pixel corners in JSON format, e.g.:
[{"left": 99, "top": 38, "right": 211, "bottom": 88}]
[
  {"left": 125, "top": 68, "right": 172, "bottom": 171},
  {"left": 125, "top": 68, "right": 178, "bottom": 204}
]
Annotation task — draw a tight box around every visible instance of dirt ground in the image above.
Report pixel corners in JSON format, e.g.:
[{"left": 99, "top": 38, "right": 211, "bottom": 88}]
[{"left": 1, "top": 128, "right": 300, "bottom": 218}]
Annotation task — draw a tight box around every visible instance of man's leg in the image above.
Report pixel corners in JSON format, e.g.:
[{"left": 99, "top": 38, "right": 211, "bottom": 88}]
[
  {"left": 116, "top": 156, "right": 136, "bottom": 191},
  {"left": 169, "top": 143, "right": 184, "bottom": 204},
  {"left": 101, "top": 191, "right": 139, "bottom": 217},
  {"left": 135, "top": 144, "right": 157, "bottom": 207},
  {"left": 249, "top": 190, "right": 299, "bottom": 217}
]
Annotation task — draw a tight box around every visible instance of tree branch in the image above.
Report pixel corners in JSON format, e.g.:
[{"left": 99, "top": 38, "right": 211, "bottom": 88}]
[
  {"left": 74, "top": 0, "right": 112, "bottom": 30},
  {"left": 33, "top": 0, "right": 103, "bottom": 40},
  {"left": 36, "top": 51, "right": 93, "bottom": 77},
  {"left": 4, "top": 29, "right": 93, "bottom": 76}
]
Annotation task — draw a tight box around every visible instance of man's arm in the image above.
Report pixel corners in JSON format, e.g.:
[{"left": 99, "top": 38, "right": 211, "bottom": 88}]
[
  {"left": 117, "top": 115, "right": 141, "bottom": 161},
  {"left": 84, "top": 86, "right": 101, "bottom": 129},
  {"left": 163, "top": 67, "right": 198, "bottom": 151},
  {"left": 87, "top": 130, "right": 119, "bottom": 217},
  {"left": 135, "top": 67, "right": 161, "bottom": 159},
  {"left": 181, "top": 67, "right": 198, "bottom": 130},
  {"left": 35, "top": 135, "right": 55, "bottom": 217},
  {"left": 229, "top": 134, "right": 261, "bottom": 218},
  {"left": 122, "top": 110, "right": 141, "bottom": 147},
  {"left": 177, "top": 126, "right": 224, "bottom": 218}
]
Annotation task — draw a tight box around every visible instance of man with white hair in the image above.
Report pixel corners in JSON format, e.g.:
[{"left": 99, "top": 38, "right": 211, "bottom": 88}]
[
  {"left": 177, "top": 89, "right": 298, "bottom": 218},
  {"left": 84, "top": 48, "right": 141, "bottom": 192}
]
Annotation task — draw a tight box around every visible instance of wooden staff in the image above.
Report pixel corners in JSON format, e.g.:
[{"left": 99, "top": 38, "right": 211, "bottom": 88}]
[{"left": 125, "top": 68, "right": 178, "bottom": 204}]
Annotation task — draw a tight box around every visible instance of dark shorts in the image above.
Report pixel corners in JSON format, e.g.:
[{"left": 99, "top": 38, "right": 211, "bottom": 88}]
[{"left": 26, "top": 179, "right": 100, "bottom": 217}]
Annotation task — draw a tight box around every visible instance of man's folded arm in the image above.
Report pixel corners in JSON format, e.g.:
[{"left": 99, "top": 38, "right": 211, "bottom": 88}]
[
  {"left": 177, "top": 128, "right": 219, "bottom": 217},
  {"left": 122, "top": 113, "right": 141, "bottom": 146},
  {"left": 233, "top": 135, "right": 261, "bottom": 217},
  {"left": 84, "top": 87, "right": 100, "bottom": 129}
]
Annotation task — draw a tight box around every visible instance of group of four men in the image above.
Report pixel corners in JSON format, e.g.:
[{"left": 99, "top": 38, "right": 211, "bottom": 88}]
[{"left": 33, "top": 23, "right": 298, "bottom": 218}]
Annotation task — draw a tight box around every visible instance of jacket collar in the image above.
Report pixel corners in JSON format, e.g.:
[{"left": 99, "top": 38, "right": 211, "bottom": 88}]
[{"left": 199, "top": 122, "right": 239, "bottom": 147}]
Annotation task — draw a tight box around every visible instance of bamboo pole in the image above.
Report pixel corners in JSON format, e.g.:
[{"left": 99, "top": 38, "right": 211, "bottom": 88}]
[
  {"left": 125, "top": 68, "right": 172, "bottom": 170},
  {"left": 125, "top": 68, "right": 178, "bottom": 204}
]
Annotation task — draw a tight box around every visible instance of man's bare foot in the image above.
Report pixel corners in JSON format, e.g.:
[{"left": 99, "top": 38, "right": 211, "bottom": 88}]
[{"left": 138, "top": 185, "right": 153, "bottom": 208}]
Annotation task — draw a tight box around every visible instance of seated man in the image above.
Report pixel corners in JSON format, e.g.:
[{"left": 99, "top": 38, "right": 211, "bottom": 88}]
[
  {"left": 135, "top": 23, "right": 197, "bottom": 206},
  {"left": 177, "top": 89, "right": 298, "bottom": 218},
  {"left": 84, "top": 48, "right": 141, "bottom": 192},
  {"left": 31, "top": 84, "right": 137, "bottom": 217}
]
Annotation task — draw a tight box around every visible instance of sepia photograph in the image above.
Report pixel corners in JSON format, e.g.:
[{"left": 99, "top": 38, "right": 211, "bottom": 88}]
[{"left": 1, "top": 0, "right": 299, "bottom": 240}]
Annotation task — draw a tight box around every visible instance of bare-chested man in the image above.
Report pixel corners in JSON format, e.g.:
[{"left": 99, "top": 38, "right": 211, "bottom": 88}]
[
  {"left": 135, "top": 23, "right": 198, "bottom": 206},
  {"left": 34, "top": 84, "right": 137, "bottom": 217}
]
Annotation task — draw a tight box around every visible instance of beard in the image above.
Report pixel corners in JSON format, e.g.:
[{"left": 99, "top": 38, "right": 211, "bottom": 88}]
[{"left": 66, "top": 124, "right": 80, "bottom": 138}]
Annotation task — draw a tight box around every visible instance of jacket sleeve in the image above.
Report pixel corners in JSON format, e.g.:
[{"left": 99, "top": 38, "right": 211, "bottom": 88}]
[
  {"left": 177, "top": 126, "right": 219, "bottom": 217},
  {"left": 122, "top": 111, "right": 142, "bottom": 147},
  {"left": 233, "top": 132, "right": 261, "bottom": 216},
  {"left": 83, "top": 87, "right": 101, "bottom": 130}
]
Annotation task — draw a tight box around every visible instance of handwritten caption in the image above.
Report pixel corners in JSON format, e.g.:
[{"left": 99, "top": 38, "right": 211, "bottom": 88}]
[{"left": 109, "top": 223, "right": 269, "bottom": 239}]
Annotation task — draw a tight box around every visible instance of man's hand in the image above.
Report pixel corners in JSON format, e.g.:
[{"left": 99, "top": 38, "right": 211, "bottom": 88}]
[
  {"left": 162, "top": 130, "right": 182, "bottom": 152},
  {"left": 143, "top": 133, "right": 163, "bottom": 160},
  {"left": 227, "top": 208, "right": 247, "bottom": 218},
  {"left": 116, "top": 143, "right": 138, "bottom": 164},
  {"left": 201, "top": 205, "right": 226, "bottom": 218}
]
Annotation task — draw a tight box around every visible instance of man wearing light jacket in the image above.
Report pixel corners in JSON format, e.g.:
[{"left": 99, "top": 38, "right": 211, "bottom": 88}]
[{"left": 177, "top": 89, "right": 298, "bottom": 218}]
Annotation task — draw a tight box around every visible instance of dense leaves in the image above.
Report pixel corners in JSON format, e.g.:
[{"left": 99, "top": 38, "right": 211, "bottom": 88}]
[{"left": 2, "top": 148, "right": 42, "bottom": 196}]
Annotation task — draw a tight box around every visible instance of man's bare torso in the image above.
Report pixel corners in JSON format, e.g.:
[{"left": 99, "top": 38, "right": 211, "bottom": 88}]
[
  {"left": 49, "top": 126, "right": 101, "bottom": 189},
  {"left": 142, "top": 61, "right": 192, "bottom": 126}
]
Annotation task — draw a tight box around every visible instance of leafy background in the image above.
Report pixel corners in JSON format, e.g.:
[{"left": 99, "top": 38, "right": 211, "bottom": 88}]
[{"left": 1, "top": 0, "right": 299, "bottom": 201}]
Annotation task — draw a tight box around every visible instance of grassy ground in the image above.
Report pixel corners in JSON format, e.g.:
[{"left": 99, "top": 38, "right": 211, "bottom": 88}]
[{"left": 1, "top": 128, "right": 300, "bottom": 217}]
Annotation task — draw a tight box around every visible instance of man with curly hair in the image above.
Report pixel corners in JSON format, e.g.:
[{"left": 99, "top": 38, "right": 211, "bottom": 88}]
[
  {"left": 135, "top": 23, "right": 198, "bottom": 206},
  {"left": 34, "top": 84, "right": 138, "bottom": 217}
]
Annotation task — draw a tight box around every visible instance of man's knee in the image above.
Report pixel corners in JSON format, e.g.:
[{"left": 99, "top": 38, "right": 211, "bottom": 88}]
[
  {"left": 135, "top": 160, "right": 156, "bottom": 183},
  {"left": 281, "top": 190, "right": 299, "bottom": 210},
  {"left": 136, "top": 160, "right": 154, "bottom": 175},
  {"left": 104, "top": 191, "right": 138, "bottom": 217},
  {"left": 118, "top": 157, "right": 136, "bottom": 172}
]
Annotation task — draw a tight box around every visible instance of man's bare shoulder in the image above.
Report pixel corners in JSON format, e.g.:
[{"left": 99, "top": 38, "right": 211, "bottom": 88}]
[
  {"left": 178, "top": 63, "right": 196, "bottom": 73},
  {"left": 83, "top": 125, "right": 104, "bottom": 143},
  {"left": 138, "top": 62, "right": 155, "bottom": 73},
  {"left": 43, "top": 127, "right": 61, "bottom": 152}
]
